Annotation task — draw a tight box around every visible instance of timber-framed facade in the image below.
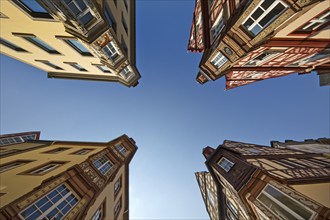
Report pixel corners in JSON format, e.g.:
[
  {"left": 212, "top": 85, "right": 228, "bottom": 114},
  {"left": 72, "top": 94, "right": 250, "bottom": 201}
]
[
  {"left": 197, "top": 138, "right": 330, "bottom": 219},
  {"left": 188, "top": 0, "right": 330, "bottom": 89}
]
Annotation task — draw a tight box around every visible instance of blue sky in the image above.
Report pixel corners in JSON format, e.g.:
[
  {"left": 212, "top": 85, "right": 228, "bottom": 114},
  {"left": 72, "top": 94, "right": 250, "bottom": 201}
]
[{"left": 1, "top": 0, "right": 329, "bottom": 219}]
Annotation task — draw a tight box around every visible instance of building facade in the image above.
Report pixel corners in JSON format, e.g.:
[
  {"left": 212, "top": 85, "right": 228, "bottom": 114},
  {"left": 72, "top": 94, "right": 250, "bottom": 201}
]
[
  {"left": 0, "top": 0, "right": 140, "bottom": 87},
  {"left": 0, "top": 133, "right": 138, "bottom": 220},
  {"left": 188, "top": 0, "right": 330, "bottom": 89},
  {"left": 198, "top": 138, "right": 330, "bottom": 219},
  {"left": 195, "top": 171, "right": 220, "bottom": 220}
]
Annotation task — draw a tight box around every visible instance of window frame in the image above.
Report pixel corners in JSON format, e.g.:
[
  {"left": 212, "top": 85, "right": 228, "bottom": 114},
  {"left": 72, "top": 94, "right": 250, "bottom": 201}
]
[
  {"left": 12, "top": 0, "right": 53, "bottom": 19},
  {"left": 92, "top": 156, "right": 113, "bottom": 175},
  {"left": 211, "top": 51, "right": 228, "bottom": 69},
  {"left": 62, "top": 38, "right": 93, "bottom": 56},
  {"left": 102, "top": 41, "right": 119, "bottom": 61},
  {"left": 71, "top": 148, "right": 94, "bottom": 155},
  {"left": 35, "top": 60, "right": 63, "bottom": 70},
  {"left": 115, "top": 143, "right": 127, "bottom": 155},
  {"left": 20, "top": 161, "right": 67, "bottom": 176},
  {"left": 65, "top": 62, "right": 87, "bottom": 71},
  {"left": 19, "top": 183, "right": 79, "bottom": 220},
  {"left": 0, "top": 160, "right": 34, "bottom": 173},
  {"left": 42, "top": 147, "right": 70, "bottom": 154},
  {"left": 257, "top": 184, "right": 315, "bottom": 220},
  {"left": 63, "top": 0, "right": 96, "bottom": 28},
  {"left": 114, "top": 197, "right": 122, "bottom": 219},
  {"left": 217, "top": 157, "right": 234, "bottom": 172},
  {"left": 114, "top": 176, "right": 122, "bottom": 197},
  {"left": 242, "top": 0, "right": 288, "bottom": 37},
  {"left": 93, "top": 64, "right": 112, "bottom": 73},
  {"left": 91, "top": 199, "right": 106, "bottom": 220},
  {"left": 0, "top": 38, "right": 28, "bottom": 52},
  {"left": 19, "top": 35, "right": 60, "bottom": 54},
  {"left": 290, "top": 9, "right": 330, "bottom": 36}
]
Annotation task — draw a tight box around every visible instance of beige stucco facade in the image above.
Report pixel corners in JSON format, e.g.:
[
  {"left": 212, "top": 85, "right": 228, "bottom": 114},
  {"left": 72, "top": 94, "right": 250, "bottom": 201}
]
[
  {"left": 0, "top": 0, "right": 140, "bottom": 87},
  {"left": 0, "top": 134, "right": 137, "bottom": 220}
]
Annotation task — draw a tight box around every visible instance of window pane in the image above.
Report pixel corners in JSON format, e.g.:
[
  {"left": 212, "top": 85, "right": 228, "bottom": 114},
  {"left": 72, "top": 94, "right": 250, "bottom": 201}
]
[
  {"left": 243, "top": 18, "right": 254, "bottom": 28},
  {"left": 261, "top": 0, "right": 274, "bottom": 10},
  {"left": 259, "top": 3, "right": 285, "bottom": 27},
  {"left": 76, "top": 1, "right": 87, "bottom": 11},
  {"left": 264, "top": 186, "right": 313, "bottom": 219},
  {"left": 80, "top": 12, "right": 94, "bottom": 25},
  {"left": 258, "top": 193, "right": 296, "bottom": 219},
  {"left": 252, "top": 8, "right": 264, "bottom": 20},
  {"left": 21, "top": 0, "right": 48, "bottom": 13},
  {"left": 68, "top": 3, "right": 80, "bottom": 15}
]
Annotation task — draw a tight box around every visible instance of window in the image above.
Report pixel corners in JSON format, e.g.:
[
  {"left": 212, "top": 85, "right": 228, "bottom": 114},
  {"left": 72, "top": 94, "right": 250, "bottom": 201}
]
[
  {"left": 211, "top": 51, "right": 228, "bottom": 69},
  {"left": 218, "top": 157, "right": 234, "bottom": 172},
  {"left": 121, "top": 13, "right": 128, "bottom": 35},
  {"left": 207, "top": 188, "right": 215, "bottom": 208},
  {"left": 0, "top": 38, "right": 27, "bottom": 52},
  {"left": 93, "top": 156, "right": 113, "bottom": 175},
  {"left": 211, "top": 10, "right": 224, "bottom": 40},
  {"left": 104, "top": 5, "right": 117, "bottom": 33},
  {"left": 35, "top": 60, "right": 63, "bottom": 70},
  {"left": 257, "top": 185, "right": 314, "bottom": 219},
  {"left": 115, "top": 144, "right": 127, "bottom": 155},
  {"left": 0, "top": 160, "right": 33, "bottom": 173},
  {"left": 227, "top": 200, "right": 238, "bottom": 217},
  {"left": 292, "top": 10, "right": 330, "bottom": 35},
  {"left": 92, "top": 201, "right": 105, "bottom": 220},
  {"left": 120, "top": 66, "right": 134, "bottom": 79},
  {"left": 66, "top": 62, "right": 87, "bottom": 71},
  {"left": 19, "top": 184, "right": 78, "bottom": 220},
  {"left": 114, "top": 177, "right": 121, "bottom": 195},
  {"left": 12, "top": 0, "right": 52, "bottom": 19},
  {"left": 114, "top": 198, "right": 121, "bottom": 219},
  {"left": 63, "top": 39, "right": 92, "bottom": 56},
  {"left": 43, "top": 148, "right": 70, "bottom": 154},
  {"left": 63, "top": 0, "right": 95, "bottom": 27},
  {"left": 242, "top": 0, "right": 287, "bottom": 36},
  {"left": 21, "top": 36, "right": 60, "bottom": 54},
  {"left": 102, "top": 42, "right": 119, "bottom": 61},
  {"left": 244, "top": 51, "right": 280, "bottom": 66},
  {"left": 24, "top": 162, "right": 66, "bottom": 175},
  {"left": 95, "top": 64, "right": 111, "bottom": 73},
  {"left": 72, "top": 148, "right": 94, "bottom": 155}
]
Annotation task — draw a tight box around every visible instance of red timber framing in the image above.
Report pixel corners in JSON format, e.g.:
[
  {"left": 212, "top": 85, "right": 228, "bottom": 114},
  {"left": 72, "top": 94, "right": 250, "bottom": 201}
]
[
  {"left": 225, "top": 38, "right": 330, "bottom": 89},
  {"left": 209, "top": 0, "right": 225, "bottom": 27},
  {"left": 187, "top": 0, "right": 210, "bottom": 52}
]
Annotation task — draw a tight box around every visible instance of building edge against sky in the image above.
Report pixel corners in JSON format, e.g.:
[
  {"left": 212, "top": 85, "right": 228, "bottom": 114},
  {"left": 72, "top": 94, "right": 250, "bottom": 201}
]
[
  {"left": 188, "top": 0, "right": 330, "bottom": 89},
  {"left": 0, "top": 0, "right": 140, "bottom": 87},
  {"left": 0, "top": 132, "right": 138, "bottom": 220},
  {"left": 196, "top": 138, "right": 330, "bottom": 220}
]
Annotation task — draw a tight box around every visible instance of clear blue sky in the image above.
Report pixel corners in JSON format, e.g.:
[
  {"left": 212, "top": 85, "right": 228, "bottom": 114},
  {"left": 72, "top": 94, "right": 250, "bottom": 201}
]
[{"left": 0, "top": 0, "right": 329, "bottom": 219}]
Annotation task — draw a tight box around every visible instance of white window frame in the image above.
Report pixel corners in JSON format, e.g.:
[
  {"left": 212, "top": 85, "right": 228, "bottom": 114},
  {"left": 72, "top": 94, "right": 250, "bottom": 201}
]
[
  {"left": 206, "top": 188, "right": 215, "bottom": 208},
  {"left": 19, "top": 184, "right": 78, "bottom": 220},
  {"left": 74, "top": 148, "right": 93, "bottom": 155},
  {"left": 114, "top": 177, "right": 121, "bottom": 195},
  {"left": 115, "top": 144, "right": 127, "bottom": 155},
  {"left": 102, "top": 42, "right": 119, "bottom": 61},
  {"left": 301, "top": 10, "right": 330, "bottom": 31},
  {"left": 242, "top": 0, "right": 287, "bottom": 36},
  {"left": 92, "top": 206, "right": 103, "bottom": 220},
  {"left": 93, "top": 156, "right": 113, "bottom": 175},
  {"left": 120, "top": 66, "right": 134, "bottom": 80},
  {"left": 211, "top": 10, "right": 224, "bottom": 40},
  {"left": 30, "top": 163, "right": 62, "bottom": 174},
  {"left": 211, "top": 51, "right": 228, "bottom": 69},
  {"left": 64, "top": 0, "right": 95, "bottom": 26},
  {"left": 244, "top": 51, "right": 281, "bottom": 66},
  {"left": 257, "top": 184, "right": 315, "bottom": 220},
  {"left": 218, "top": 157, "right": 234, "bottom": 172}
]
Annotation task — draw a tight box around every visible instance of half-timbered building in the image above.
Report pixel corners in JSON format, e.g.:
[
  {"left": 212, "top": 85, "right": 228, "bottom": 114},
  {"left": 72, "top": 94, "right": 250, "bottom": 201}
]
[
  {"left": 188, "top": 0, "right": 330, "bottom": 89},
  {"left": 198, "top": 138, "right": 330, "bottom": 219},
  {"left": 0, "top": 132, "right": 137, "bottom": 220}
]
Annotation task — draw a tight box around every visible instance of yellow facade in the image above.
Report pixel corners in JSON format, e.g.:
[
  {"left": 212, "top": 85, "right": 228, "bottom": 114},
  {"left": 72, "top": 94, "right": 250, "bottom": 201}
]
[
  {"left": 0, "top": 134, "right": 137, "bottom": 220},
  {"left": 0, "top": 0, "right": 140, "bottom": 87}
]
